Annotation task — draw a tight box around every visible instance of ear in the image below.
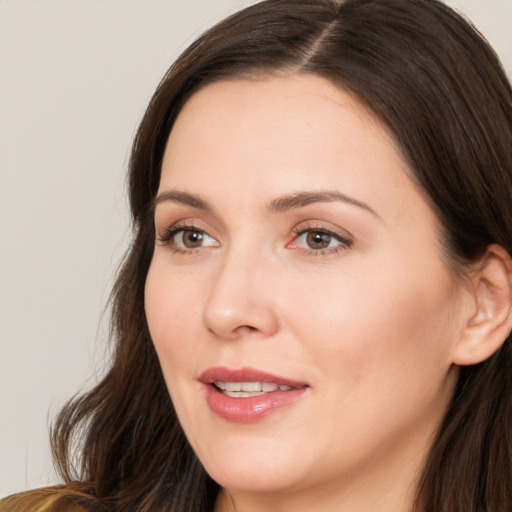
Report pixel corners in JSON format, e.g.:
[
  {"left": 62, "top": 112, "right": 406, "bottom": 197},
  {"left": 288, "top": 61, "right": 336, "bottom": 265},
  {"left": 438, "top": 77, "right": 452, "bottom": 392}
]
[{"left": 453, "top": 244, "right": 512, "bottom": 366}]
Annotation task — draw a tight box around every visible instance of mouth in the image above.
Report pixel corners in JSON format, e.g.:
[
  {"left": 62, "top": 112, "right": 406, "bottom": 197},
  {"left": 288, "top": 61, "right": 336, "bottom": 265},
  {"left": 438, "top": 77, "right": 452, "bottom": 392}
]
[{"left": 200, "top": 367, "right": 310, "bottom": 423}]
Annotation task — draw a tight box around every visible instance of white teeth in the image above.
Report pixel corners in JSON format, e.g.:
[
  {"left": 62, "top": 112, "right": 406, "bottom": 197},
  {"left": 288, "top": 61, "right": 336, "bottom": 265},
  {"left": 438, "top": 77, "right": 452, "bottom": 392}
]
[
  {"left": 223, "top": 391, "right": 267, "bottom": 398},
  {"left": 213, "top": 381, "right": 299, "bottom": 396},
  {"left": 240, "top": 382, "right": 262, "bottom": 392},
  {"left": 221, "top": 382, "right": 263, "bottom": 392}
]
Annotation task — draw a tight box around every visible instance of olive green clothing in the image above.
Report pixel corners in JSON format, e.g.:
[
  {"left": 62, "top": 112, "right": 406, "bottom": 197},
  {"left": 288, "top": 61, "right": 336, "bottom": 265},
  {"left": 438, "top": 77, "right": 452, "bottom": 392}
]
[{"left": 0, "top": 486, "right": 106, "bottom": 512}]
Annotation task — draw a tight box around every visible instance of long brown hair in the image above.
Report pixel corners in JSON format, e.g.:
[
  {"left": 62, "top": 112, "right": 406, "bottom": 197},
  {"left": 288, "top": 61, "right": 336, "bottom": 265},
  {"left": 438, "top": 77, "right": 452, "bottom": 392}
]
[{"left": 29, "top": 0, "right": 512, "bottom": 510}]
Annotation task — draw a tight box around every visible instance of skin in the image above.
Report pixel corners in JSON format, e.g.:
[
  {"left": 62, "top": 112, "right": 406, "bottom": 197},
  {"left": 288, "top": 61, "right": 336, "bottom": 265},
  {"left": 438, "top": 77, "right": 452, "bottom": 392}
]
[{"left": 144, "top": 75, "right": 474, "bottom": 512}]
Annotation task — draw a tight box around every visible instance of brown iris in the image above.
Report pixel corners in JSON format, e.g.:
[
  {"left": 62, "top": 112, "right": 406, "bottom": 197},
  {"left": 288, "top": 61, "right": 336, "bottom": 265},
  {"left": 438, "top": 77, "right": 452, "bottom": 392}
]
[
  {"left": 181, "top": 229, "right": 204, "bottom": 248},
  {"left": 306, "top": 231, "right": 332, "bottom": 249}
]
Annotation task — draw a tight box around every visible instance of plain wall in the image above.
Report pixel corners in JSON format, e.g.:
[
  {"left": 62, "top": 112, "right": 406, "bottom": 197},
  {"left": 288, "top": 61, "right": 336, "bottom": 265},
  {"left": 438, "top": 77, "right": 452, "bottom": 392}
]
[{"left": 1, "top": 0, "right": 511, "bottom": 499}]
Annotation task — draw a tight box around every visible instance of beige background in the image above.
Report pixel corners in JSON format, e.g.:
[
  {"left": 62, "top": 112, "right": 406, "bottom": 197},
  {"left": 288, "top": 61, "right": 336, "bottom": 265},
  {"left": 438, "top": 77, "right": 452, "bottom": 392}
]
[{"left": 1, "top": 0, "right": 510, "bottom": 499}]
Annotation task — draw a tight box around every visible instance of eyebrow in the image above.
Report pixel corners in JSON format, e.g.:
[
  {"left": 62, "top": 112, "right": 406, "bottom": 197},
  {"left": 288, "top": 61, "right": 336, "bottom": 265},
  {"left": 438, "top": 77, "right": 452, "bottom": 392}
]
[
  {"left": 152, "top": 190, "right": 213, "bottom": 212},
  {"left": 267, "top": 191, "right": 380, "bottom": 217},
  {"left": 153, "top": 189, "right": 379, "bottom": 218}
]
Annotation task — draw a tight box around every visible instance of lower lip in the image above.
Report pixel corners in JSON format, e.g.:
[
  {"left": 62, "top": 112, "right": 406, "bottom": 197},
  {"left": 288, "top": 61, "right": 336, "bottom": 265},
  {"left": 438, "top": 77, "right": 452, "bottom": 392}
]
[{"left": 204, "top": 384, "right": 309, "bottom": 423}]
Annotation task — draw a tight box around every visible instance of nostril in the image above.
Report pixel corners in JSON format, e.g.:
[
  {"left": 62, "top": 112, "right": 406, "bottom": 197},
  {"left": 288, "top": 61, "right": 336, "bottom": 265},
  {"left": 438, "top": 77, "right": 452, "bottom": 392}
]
[
  {"left": 238, "top": 325, "right": 257, "bottom": 333},
  {"left": 207, "top": 324, "right": 258, "bottom": 338}
]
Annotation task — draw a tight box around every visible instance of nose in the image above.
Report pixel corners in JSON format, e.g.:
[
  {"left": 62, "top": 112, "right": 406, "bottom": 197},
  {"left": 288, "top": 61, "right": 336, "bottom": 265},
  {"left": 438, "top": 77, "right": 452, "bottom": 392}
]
[{"left": 202, "top": 252, "right": 280, "bottom": 340}]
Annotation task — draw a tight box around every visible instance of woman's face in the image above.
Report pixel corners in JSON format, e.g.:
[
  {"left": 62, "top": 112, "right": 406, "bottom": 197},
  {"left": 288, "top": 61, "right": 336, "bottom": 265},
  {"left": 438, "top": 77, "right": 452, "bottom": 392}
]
[{"left": 145, "top": 76, "right": 466, "bottom": 504}]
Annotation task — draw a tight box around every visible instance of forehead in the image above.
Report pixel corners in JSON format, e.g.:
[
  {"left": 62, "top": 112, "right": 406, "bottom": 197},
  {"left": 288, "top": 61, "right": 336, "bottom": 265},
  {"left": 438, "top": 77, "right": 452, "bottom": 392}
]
[
  {"left": 166, "top": 75, "right": 390, "bottom": 160},
  {"left": 160, "top": 75, "right": 431, "bottom": 226}
]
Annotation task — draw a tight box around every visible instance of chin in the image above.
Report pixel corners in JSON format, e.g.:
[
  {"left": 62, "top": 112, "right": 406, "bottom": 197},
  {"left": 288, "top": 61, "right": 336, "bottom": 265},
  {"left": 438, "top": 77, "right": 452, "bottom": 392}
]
[
  {"left": 197, "top": 439, "right": 310, "bottom": 493},
  {"left": 207, "top": 464, "right": 303, "bottom": 494}
]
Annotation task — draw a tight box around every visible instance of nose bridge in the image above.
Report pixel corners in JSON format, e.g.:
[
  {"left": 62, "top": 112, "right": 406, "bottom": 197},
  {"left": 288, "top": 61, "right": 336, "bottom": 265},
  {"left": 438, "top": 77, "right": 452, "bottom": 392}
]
[{"left": 202, "top": 239, "right": 279, "bottom": 340}]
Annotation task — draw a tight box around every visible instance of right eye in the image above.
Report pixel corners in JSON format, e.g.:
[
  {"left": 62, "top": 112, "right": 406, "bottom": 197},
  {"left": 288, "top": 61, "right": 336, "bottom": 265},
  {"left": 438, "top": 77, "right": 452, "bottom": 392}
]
[
  {"left": 158, "top": 225, "right": 219, "bottom": 252},
  {"left": 174, "top": 228, "right": 216, "bottom": 249}
]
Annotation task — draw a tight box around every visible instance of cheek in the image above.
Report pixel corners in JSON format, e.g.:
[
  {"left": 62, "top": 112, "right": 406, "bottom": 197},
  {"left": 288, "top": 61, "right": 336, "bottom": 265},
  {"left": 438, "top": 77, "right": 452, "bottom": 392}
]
[
  {"left": 144, "top": 260, "right": 205, "bottom": 376},
  {"left": 283, "top": 256, "right": 459, "bottom": 394}
]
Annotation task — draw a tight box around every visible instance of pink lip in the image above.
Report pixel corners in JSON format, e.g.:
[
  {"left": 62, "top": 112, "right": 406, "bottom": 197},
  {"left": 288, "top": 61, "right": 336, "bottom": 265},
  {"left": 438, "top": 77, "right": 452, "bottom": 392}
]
[
  {"left": 199, "top": 366, "right": 310, "bottom": 423},
  {"left": 200, "top": 366, "right": 307, "bottom": 387}
]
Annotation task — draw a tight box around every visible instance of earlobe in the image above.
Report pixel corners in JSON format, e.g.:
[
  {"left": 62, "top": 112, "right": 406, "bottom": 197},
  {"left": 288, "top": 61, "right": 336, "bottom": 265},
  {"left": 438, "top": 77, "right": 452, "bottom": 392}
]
[{"left": 453, "top": 244, "right": 512, "bottom": 366}]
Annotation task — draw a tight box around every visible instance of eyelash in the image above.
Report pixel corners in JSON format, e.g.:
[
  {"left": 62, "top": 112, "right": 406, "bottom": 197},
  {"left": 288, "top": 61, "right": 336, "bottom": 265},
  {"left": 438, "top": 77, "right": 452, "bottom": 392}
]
[{"left": 157, "top": 222, "right": 352, "bottom": 256}]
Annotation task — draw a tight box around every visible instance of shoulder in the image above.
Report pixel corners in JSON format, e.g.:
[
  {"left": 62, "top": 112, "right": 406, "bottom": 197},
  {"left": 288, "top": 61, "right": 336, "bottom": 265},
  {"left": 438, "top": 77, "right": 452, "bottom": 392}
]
[{"left": 0, "top": 485, "right": 107, "bottom": 512}]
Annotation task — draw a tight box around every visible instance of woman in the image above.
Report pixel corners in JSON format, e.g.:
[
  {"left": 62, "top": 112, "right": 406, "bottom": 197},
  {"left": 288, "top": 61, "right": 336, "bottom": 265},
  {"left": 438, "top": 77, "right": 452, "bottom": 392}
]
[{"left": 3, "top": 0, "right": 511, "bottom": 510}]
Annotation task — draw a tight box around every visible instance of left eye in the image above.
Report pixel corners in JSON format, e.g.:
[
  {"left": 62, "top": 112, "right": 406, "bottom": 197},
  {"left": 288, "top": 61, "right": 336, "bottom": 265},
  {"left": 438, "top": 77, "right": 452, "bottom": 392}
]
[
  {"left": 173, "top": 229, "right": 217, "bottom": 249},
  {"left": 295, "top": 229, "right": 348, "bottom": 250}
]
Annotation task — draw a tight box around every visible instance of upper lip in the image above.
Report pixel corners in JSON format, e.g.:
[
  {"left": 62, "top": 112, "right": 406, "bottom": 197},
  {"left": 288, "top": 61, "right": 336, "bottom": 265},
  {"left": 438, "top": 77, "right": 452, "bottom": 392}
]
[{"left": 199, "top": 366, "right": 308, "bottom": 388}]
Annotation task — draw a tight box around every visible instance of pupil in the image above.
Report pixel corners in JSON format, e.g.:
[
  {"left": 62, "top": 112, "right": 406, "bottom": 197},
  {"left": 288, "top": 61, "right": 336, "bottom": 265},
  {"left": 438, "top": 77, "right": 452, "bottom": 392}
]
[
  {"left": 307, "top": 231, "right": 330, "bottom": 249},
  {"left": 184, "top": 230, "right": 203, "bottom": 248}
]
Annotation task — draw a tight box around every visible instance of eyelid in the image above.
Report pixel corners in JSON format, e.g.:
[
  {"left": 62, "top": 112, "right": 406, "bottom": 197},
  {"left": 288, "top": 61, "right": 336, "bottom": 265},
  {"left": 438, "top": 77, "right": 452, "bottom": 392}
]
[{"left": 156, "top": 219, "right": 220, "bottom": 249}]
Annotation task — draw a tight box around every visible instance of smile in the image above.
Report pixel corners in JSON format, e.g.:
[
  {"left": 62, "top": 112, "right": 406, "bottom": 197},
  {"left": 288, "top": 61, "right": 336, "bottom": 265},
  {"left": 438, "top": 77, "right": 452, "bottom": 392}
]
[{"left": 200, "top": 367, "right": 310, "bottom": 422}]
